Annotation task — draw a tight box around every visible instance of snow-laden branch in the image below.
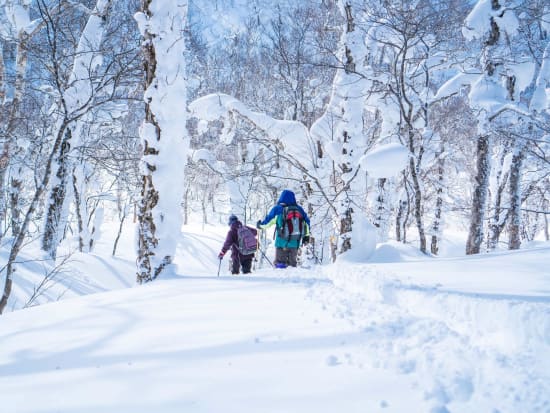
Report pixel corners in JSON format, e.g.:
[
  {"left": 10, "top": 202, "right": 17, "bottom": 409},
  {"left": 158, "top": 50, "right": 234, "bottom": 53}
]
[
  {"left": 530, "top": 41, "right": 550, "bottom": 113},
  {"left": 63, "top": 0, "right": 112, "bottom": 115},
  {"left": 190, "top": 93, "right": 317, "bottom": 169},
  {"left": 462, "top": 0, "right": 519, "bottom": 41}
]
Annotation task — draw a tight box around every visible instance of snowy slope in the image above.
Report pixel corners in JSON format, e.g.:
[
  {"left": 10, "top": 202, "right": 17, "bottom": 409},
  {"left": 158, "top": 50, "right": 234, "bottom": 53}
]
[
  {"left": 1, "top": 223, "right": 549, "bottom": 413},
  {"left": 0, "top": 274, "right": 434, "bottom": 413}
]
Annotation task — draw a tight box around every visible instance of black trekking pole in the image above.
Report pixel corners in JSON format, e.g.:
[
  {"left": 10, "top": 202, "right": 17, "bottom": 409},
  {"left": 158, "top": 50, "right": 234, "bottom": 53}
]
[
  {"left": 257, "top": 245, "right": 274, "bottom": 268},
  {"left": 256, "top": 225, "right": 274, "bottom": 268},
  {"left": 217, "top": 257, "right": 222, "bottom": 277}
]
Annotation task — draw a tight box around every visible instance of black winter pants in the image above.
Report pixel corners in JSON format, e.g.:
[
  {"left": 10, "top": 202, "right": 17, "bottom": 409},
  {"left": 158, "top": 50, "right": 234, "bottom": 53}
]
[{"left": 231, "top": 256, "right": 253, "bottom": 274}]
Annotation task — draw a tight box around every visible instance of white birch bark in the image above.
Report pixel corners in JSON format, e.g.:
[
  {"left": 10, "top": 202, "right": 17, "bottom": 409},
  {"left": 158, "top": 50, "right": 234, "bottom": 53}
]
[
  {"left": 135, "top": 0, "right": 189, "bottom": 282},
  {"left": 0, "top": 0, "right": 31, "bottom": 239},
  {"left": 41, "top": 0, "right": 112, "bottom": 258},
  {"left": 430, "top": 142, "right": 445, "bottom": 255},
  {"left": 309, "top": 1, "right": 371, "bottom": 258},
  {"left": 0, "top": 40, "right": 6, "bottom": 230},
  {"left": 507, "top": 141, "right": 526, "bottom": 250}
]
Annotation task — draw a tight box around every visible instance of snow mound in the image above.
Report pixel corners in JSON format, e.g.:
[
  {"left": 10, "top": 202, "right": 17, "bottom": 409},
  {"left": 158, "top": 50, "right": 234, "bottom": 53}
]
[{"left": 368, "top": 241, "right": 428, "bottom": 263}]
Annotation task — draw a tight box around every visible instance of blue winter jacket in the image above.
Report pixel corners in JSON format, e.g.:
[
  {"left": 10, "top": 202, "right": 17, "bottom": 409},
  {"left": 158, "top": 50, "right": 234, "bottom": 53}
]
[{"left": 258, "top": 189, "right": 310, "bottom": 249}]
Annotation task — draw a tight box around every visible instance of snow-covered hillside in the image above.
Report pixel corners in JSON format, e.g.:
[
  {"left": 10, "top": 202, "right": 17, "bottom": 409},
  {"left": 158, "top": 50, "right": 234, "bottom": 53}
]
[{"left": 1, "top": 223, "right": 549, "bottom": 413}]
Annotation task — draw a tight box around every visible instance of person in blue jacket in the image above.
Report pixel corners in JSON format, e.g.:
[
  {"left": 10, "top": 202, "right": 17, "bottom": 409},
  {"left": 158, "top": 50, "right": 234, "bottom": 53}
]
[{"left": 256, "top": 189, "right": 311, "bottom": 268}]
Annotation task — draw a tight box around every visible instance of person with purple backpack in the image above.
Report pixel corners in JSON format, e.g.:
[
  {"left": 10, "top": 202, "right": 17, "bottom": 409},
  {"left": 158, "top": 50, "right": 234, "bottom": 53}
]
[{"left": 218, "top": 214, "right": 258, "bottom": 275}]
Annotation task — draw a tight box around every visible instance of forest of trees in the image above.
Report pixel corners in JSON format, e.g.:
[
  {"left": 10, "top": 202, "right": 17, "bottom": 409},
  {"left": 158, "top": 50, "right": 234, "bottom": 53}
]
[{"left": 0, "top": 0, "right": 548, "bottom": 312}]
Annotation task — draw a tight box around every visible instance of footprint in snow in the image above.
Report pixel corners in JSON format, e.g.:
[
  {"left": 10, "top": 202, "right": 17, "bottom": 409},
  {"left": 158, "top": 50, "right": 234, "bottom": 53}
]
[{"left": 325, "top": 355, "right": 341, "bottom": 366}]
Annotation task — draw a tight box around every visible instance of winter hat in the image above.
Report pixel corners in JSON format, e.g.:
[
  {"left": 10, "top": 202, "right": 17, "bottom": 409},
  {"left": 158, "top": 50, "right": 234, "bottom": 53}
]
[{"left": 228, "top": 214, "right": 238, "bottom": 225}]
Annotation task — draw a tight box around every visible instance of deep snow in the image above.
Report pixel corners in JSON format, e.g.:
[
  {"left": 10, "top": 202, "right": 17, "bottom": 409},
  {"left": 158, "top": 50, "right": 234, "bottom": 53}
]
[{"left": 1, "top": 222, "right": 549, "bottom": 413}]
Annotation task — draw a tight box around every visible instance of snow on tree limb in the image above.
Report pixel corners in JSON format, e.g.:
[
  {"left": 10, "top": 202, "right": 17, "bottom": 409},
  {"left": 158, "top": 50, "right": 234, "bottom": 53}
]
[{"left": 189, "top": 93, "right": 316, "bottom": 168}]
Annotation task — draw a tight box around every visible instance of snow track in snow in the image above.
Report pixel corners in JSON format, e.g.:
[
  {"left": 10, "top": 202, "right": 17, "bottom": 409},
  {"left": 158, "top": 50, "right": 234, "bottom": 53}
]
[{"left": 289, "top": 263, "right": 550, "bottom": 413}]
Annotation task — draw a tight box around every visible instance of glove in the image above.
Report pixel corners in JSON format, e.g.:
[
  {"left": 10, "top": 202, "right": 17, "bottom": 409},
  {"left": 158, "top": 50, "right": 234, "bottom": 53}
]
[
  {"left": 218, "top": 252, "right": 224, "bottom": 260},
  {"left": 256, "top": 220, "right": 262, "bottom": 229},
  {"left": 302, "top": 235, "right": 310, "bottom": 245}
]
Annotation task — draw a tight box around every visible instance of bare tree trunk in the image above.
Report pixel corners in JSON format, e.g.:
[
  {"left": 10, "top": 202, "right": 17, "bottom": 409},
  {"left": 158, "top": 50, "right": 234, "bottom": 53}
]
[
  {"left": 9, "top": 172, "right": 22, "bottom": 236},
  {"left": 0, "top": 160, "right": 7, "bottom": 240},
  {"left": 201, "top": 197, "right": 207, "bottom": 224},
  {"left": 329, "top": 234, "right": 338, "bottom": 263},
  {"left": 395, "top": 199, "right": 405, "bottom": 242},
  {"left": 72, "top": 167, "right": 86, "bottom": 252},
  {"left": 507, "top": 146, "right": 525, "bottom": 250},
  {"left": 42, "top": 128, "right": 72, "bottom": 259},
  {"left": 112, "top": 207, "right": 127, "bottom": 257},
  {"left": 487, "top": 170, "right": 509, "bottom": 249},
  {"left": 396, "top": 172, "right": 411, "bottom": 243},
  {"left": 0, "top": 43, "right": 6, "bottom": 237},
  {"left": 466, "top": 135, "right": 491, "bottom": 255},
  {"left": 374, "top": 178, "right": 390, "bottom": 242},
  {"left": 183, "top": 186, "right": 189, "bottom": 225},
  {"left": 409, "top": 155, "right": 427, "bottom": 253},
  {"left": 430, "top": 144, "right": 445, "bottom": 255},
  {"left": 136, "top": 142, "right": 161, "bottom": 282},
  {"left": 544, "top": 204, "right": 549, "bottom": 241},
  {"left": 136, "top": 0, "right": 161, "bottom": 283},
  {"left": 339, "top": 200, "right": 352, "bottom": 254},
  {"left": 88, "top": 207, "right": 103, "bottom": 252},
  {"left": 0, "top": 41, "right": 5, "bottom": 104}
]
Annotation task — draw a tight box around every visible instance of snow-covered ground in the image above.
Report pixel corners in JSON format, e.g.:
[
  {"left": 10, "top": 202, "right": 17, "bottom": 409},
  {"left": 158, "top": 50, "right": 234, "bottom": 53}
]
[{"left": 1, "top": 222, "right": 549, "bottom": 413}]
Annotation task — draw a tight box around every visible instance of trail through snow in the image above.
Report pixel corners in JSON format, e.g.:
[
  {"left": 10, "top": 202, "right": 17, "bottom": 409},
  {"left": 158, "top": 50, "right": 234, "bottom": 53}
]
[{"left": 1, "top": 223, "right": 549, "bottom": 413}]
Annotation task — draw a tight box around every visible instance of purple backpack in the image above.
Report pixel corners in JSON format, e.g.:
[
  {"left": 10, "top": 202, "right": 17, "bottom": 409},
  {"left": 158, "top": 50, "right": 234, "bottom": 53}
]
[{"left": 237, "top": 225, "right": 258, "bottom": 255}]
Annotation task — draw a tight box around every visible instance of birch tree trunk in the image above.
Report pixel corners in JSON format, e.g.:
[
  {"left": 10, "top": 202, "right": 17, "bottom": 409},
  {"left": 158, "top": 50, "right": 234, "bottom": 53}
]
[
  {"left": 487, "top": 143, "right": 511, "bottom": 250},
  {"left": 0, "top": 9, "right": 31, "bottom": 240},
  {"left": 466, "top": 134, "right": 491, "bottom": 255},
  {"left": 464, "top": 0, "right": 506, "bottom": 255},
  {"left": 135, "top": 0, "right": 189, "bottom": 283},
  {"left": 72, "top": 164, "right": 91, "bottom": 253},
  {"left": 507, "top": 144, "right": 525, "bottom": 250},
  {"left": 336, "top": 3, "right": 357, "bottom": 256},
  {"left": 135, "top": 28, "right": 159, "bottom": 281},
  {"left": 544, "top": 200, "right": 549, "bottom": 241},
  {"left": 430, "top": 143, "right": 445, "bottom": 255},
  {"left": 0, "top": 42, "right": 7, "bottom": 235},
  {"left": 0, "top": 41, "right": 5, "bottom": 104},
  {"left": 42, "top": 129, "right": 72, "bottom": 258},
  {"left": 489, "top": 175, "right": 511, "bottom": 247},
  {"left": 41, "top": 0, "right": 113, "bottom": 259},
  {"left": 374, "top": 178, "right": 390, "bottom": 243},
  {"left": 395, "top": 172, "right": 411, "bottom": 243},
  {"left": 407, "top": 128, "right": 427, "bottom": 254}
]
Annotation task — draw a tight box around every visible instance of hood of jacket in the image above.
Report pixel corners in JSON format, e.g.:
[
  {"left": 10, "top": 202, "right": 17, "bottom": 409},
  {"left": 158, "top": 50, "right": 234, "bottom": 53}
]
[{"left": 277, "top": 189, "right": 296, "bottom": 206}]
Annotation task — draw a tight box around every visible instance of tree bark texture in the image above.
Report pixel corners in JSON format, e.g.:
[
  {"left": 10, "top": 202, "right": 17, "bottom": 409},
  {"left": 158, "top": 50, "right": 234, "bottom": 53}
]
[
  {"left": 72, "top": 168, "right": 86, "bottom": 252},
  {"left": 409, "top": 155, "right": 427, "bottom": 253},
  {"left": 136, "top": 0, "right": 164, "bottom": 283},
  {"left": 41, "top": 127, "right": 72, "bottom": 259},
  {"left": 0, "top": 32, "right": 29, "bottom": 239},
  {"left": 466, "top": 135, "right": 491, "bottom": 255},
  {"left": 375, "top": 178, "right": 389, "bottom": 242},
  {"left": 430, "top": 147, "right": 445, "bottom": 255},
  {"left": 9, "top": 173, "right": 22, "bottom": 236},
  {"left": 487, "top": 170, "right": 509, "bottom": 250},
  {"left": 507, "top": 147, "right": 524, "bottom": 250}
]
